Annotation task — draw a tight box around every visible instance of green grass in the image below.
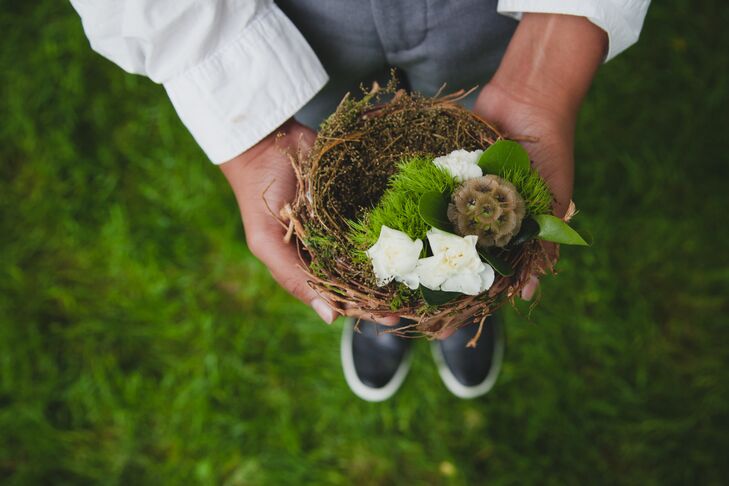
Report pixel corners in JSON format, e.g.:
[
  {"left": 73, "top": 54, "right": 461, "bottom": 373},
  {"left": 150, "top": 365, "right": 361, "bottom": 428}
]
[{"left": 1, "top": 1, "right": 729, "bottom": 484}]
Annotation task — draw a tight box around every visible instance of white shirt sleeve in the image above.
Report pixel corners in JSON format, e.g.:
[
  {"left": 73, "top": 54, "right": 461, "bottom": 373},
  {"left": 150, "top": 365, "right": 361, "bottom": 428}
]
[
  {"left": 70, "top": 0, "right": 329, "bottom": 164},
  {"left": 497, "top": 0, "right": 651, "bottom": 61}
]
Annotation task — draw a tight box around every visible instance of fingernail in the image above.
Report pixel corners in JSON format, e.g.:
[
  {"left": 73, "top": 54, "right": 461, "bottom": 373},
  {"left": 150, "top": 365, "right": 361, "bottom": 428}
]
[{"left": 312, "top": 298, "right": 335, "bottom": 324}]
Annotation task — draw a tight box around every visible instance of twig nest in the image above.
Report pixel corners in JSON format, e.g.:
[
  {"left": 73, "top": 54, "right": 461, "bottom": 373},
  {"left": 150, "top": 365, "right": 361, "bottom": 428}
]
[
  {"left": 447, "top": 175, "right": 526, "bottom": 247},
  {"left": 285, "top": 83, "right": 554, "bottom": 338}
]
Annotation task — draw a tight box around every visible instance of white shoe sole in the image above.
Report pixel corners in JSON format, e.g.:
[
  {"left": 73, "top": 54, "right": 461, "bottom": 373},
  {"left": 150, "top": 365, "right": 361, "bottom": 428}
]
[
  {"left": 430, "top": 319, "right": 504, "bottom": 399},
  {"left": 340, "top": 318, "right": 413, "bottom": 402}
]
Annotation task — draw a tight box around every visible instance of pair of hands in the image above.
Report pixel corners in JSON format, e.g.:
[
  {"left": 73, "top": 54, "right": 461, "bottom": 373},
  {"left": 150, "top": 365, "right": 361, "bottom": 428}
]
[
  {"left": 220, "top": 84, "right": 575, "bottom": 324},
  {"left": 220, "top": 13, "right": 606, "bottom": 325}
]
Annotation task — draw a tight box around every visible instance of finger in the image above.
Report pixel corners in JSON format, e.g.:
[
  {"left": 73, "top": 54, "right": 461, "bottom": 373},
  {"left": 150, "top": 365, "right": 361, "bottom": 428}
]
[
  {"left": 436, "top": 327, "right": 456, "bottom": 340},
  {"left": 344, "top": 306, "right": 400, "bottom": 326},
  {"left": 247, "top": 222, "right": 339, "bottom": 324},
  {"left": 521, "top": 274, "right": 540, "bottom": 301},
  {"left": 520, "top": 238, "right": 559, "bottom": 301}
]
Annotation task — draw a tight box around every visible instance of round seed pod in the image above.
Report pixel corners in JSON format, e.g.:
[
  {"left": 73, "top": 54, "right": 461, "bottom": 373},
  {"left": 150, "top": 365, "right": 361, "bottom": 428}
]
[{"left": 447, "top": 175, "right": 526, "bottom": 247}]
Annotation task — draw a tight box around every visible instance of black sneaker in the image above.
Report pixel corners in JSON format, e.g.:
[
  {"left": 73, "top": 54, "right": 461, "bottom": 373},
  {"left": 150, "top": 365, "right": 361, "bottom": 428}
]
[
  {"left": 340, "top": 318, "right": 413, "bottom": 402},
  {"left": 431, "top": 315, "right": 504, "bottom": 399}
]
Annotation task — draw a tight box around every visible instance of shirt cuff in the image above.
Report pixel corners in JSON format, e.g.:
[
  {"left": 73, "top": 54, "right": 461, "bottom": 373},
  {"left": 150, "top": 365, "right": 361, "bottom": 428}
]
[
  {"left": 163, "top": 5, "right": 329, "bottom": 164},
  {"left": 497, "top": 0, "right": 650, "bottom": 62}
]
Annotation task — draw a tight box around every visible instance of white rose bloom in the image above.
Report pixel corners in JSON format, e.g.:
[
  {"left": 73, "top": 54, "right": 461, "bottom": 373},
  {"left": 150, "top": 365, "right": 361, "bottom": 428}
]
[
  {"left": 432, "top": 149, "right": 483, "bottom": 182},
  {"left": 366, "top": 225, "right": 423, "bottom": 289},
  {"left": 416, "top": 228, "right": 495, "bottom": 295}
]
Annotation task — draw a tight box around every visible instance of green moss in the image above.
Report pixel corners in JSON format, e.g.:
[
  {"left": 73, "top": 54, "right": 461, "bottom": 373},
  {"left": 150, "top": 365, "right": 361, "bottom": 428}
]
[
  {"left": 347, "top": 156, "right": 458, "bottom": 255},
  {"left": 389, "top": 283, "right": 420, "bottom": 310},
  {"left": 305, "top": 225, "right": 339, "bottom": 256},
  {"left": 304, "top": 224, "right": 343, "bottom": 278},
  {"left": 501, "top": 166, "right": 554, "bottom": 216}
]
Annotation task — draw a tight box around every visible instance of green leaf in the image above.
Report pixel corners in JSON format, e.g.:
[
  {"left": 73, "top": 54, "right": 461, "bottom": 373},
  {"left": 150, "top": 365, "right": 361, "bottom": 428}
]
[
  {"left": 478, "top": 140, "right": 531, "bottom": 175},
  {"left": 418, "top": 191, "right": 453, "bottom": 232},
  {"left": 420, "top": 286, "right": 461, "bottom": 305},
  {"left": 509, "top": 218, "right": 540, "bottom": 247},
  {"left": 533, "top": 214, "right": 589, "bottom": 246},
  {"left": 478, "top": 249, "right": 514, "bottom": 277},
  {"left": 574, "top": 225, "right": 594, "bottom": 246}
]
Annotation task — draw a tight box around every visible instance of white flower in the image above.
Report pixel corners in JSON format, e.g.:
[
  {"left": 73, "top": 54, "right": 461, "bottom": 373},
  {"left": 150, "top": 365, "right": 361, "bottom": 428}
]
[
  {"left": 366, "top": 225, "right": 423, "bottom": 289},
  {"left": 432, "top": 149, "right": 483, "bottom": 182},
  {"left": 416, "top": 228, "right": 495, "bottom": 295}
]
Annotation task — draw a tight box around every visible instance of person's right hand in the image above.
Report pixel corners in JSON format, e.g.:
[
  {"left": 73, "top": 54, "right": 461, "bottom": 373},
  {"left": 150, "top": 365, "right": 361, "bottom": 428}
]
[
  {"left": 220, "top": 120, "right": 341, "bottom": 324},
  {"left": 220, "top": 119, "right": 399, "bottom": 326}
]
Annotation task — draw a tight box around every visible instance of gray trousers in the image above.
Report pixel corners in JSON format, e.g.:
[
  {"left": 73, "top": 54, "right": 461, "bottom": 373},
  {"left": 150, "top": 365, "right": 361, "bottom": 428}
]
[{"left": 276, "top": 0, "right": 517, "bottom": 128}]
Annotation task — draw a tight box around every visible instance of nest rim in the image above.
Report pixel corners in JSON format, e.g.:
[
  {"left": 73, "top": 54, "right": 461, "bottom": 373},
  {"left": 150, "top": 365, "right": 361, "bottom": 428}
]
[{"left": 283, "top": 84, "right": 553, "bottom": 340}]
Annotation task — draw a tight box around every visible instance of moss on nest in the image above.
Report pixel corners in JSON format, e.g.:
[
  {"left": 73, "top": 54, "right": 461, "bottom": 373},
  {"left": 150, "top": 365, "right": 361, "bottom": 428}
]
[{"left": 347, "top": 156, "right": 457, "bottom": 259}]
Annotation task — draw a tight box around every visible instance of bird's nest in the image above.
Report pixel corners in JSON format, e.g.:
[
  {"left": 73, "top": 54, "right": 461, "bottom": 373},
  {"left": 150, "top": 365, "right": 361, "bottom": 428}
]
[{"left": 281, "top": 83, "right": 553, "bottom": 341}]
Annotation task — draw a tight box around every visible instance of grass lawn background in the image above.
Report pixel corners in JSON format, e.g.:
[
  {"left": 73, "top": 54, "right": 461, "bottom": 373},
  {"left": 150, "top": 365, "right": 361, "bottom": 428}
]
[{"left": 1, "top": 1, "right": 728, "bottom": 484}]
